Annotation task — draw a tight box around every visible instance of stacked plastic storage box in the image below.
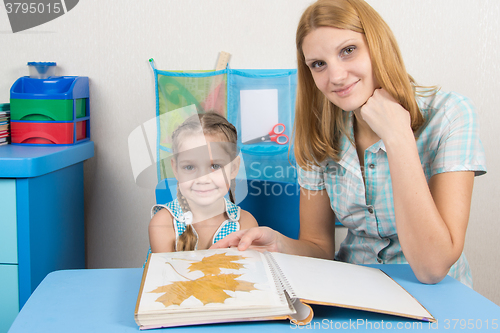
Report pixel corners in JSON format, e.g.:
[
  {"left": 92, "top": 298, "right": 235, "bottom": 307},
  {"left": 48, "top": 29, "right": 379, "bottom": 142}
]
[
  {"left": 0, "top": 103, "right": 9, "bottom": 146},
  {"left": 10, "top": 74, "right": 90, "bottom": 145}
]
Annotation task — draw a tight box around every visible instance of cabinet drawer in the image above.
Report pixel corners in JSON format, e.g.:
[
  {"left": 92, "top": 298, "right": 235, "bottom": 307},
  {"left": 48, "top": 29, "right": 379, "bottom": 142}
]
[
  {"left": 0, "top": 264, "right": 19, "bottom": 333},
  {"left": 0, "top": 179, "right": 18, "bottom": 264}
]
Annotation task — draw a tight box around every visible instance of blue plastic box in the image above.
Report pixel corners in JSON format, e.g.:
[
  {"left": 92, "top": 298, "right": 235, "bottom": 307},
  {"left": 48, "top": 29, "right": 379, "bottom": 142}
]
[{"left": 10, "top": 76, "right": 90, "bottom": 145}]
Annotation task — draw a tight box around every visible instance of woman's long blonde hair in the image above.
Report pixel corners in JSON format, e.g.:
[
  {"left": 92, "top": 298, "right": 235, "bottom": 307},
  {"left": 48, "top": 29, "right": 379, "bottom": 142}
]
[
  {"left": 294, "top": 0, "right": 426, "bottom": 169},
  {"left": 171, "top": 112, "right": 238, "bottom": 251}
]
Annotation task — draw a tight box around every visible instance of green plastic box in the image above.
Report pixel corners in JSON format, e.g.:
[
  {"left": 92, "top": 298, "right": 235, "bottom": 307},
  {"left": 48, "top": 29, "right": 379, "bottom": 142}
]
[{"left": 10, "top": 98, "right": 86, "bottom": 121}]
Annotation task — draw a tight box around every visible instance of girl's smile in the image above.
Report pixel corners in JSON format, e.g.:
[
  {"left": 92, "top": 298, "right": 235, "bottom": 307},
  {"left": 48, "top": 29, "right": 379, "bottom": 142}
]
[
  {"left": 172, "top": 133, "right": 240, "bottom": 211},
  {"left": 191, "top": 187, "right": 218, "bottom": 196}
]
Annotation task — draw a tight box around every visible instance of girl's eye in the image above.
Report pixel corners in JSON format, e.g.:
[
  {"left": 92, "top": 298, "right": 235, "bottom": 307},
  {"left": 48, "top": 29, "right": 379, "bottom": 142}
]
[
  {"left": 211, "top": 164, "right": 221, "bottom": 171},
  {"left": 182, "top": 165, "right": 194, "bottom": 171},
  {"left": 341, "top": 46, "right": 356, "bottom": 57}
]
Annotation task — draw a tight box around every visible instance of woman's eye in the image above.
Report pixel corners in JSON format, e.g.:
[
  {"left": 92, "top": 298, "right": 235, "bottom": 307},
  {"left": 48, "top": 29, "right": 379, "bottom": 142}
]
[
  {"left": 341, "top": 46, "right": 356, "bottom": 57},
  {"left": 312, "top": 61, "right": 325, "bottom": 69}
]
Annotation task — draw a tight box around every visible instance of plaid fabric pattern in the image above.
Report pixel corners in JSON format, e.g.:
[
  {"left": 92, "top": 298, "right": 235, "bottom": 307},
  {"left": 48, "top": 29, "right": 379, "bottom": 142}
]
[
  {"left": 213, "top": 220, "right": 240, "bottom": 243},
  {"left": 150, "top": 197, "right": 240, "bottom": 248},
  {"left": 298, "top": 91, "right": 486, "bottom": 288}
]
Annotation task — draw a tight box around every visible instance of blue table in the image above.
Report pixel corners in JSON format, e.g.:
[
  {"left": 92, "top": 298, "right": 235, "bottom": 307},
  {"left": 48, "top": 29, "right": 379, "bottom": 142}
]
[{"left": 8, "top": 264, "right": 500, "bottom": 332}]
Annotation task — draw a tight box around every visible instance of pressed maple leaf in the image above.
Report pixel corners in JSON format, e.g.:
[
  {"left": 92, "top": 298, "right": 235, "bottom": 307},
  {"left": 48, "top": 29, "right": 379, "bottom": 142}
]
[
  {"left": 187, "top": 253, "right": 246, "bottom": 275},
  {"left": 150, "top": 273, "right": 257, "bottom": 307}
]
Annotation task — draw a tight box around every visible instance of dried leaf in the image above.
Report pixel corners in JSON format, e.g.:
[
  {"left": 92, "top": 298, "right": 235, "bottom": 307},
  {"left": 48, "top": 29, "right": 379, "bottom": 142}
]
[
  {"left": 151, "top": 273, "right": 257, "bottom": 306},
  {"left": 150, "top": 253, "right": 257, "bottom": 307},
  {"left": 188, "top": 253, "right": 246, "bottom": 275}
]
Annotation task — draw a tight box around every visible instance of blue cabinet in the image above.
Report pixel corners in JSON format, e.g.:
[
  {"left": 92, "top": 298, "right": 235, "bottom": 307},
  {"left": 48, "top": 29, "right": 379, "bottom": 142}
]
[
  {"left": 0, "top": 179, "right": 19, "bottom": 333},
  {"left": 0, "top": 142, "right": 93, "bottom": 332}
]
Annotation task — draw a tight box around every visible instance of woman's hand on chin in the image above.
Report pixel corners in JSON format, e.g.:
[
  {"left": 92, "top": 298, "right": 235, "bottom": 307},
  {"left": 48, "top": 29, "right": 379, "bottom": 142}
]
[{"left": 360, "top": 88, "right": 412, "bottom": 142}]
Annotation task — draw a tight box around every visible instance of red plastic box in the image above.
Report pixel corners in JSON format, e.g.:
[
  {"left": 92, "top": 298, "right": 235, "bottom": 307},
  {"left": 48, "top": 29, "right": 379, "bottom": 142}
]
[{"left": 11, "top": 121, "right": 87, "bottom": 145}]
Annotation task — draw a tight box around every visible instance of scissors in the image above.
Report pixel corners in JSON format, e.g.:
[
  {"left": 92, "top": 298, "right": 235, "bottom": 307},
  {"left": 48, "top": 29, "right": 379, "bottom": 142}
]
[{"left": 243, "top": 123, "right": 289, "bottom": 145}]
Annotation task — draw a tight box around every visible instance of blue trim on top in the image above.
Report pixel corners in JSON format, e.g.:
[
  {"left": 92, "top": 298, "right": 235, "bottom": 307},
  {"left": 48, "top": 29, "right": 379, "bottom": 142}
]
[
  {"left": 152, "top": 68, "right": 296, "bottom": 79},
  {"left": 154, "top": 69, "right": 228, "bottom": 78},
  {"left": 228, "top": 69, "right": 297, "bottom": 78},
  {"left": 27, "top": 62, "right": 56, "bottom": 66}
]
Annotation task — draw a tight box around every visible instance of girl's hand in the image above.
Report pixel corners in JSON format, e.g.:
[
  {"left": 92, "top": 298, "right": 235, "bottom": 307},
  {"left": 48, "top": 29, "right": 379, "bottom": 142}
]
[
  {"left": 360, "top": 88, "right": 412, "bottom": 142},
  {"left": 210, "top": 227, "right": 281, "bottom": 252}
]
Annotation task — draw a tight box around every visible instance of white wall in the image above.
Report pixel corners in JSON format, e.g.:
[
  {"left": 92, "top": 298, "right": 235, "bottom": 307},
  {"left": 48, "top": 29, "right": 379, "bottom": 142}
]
[{"left": 1, "top": 0, "right": 498, "bottom": 305}]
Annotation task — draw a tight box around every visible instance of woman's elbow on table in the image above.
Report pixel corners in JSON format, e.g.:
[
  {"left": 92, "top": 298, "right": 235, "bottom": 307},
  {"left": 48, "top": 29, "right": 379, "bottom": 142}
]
[{"left": 412, "top": 261, "right": 453, "bottom": 285}]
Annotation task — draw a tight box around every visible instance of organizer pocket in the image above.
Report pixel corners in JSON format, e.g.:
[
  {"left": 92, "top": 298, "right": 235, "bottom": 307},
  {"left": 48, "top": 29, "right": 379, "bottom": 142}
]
[
  {"left": 227, "top": 69, "right": 297, "bottom": 183},
  {"left": 155, "top": 70, "right": 228, "bottom": 180},
  {"left": 152, "top": 66, "right": 298, "bottom": 183},
  {"left": 156, "top": 71, "right": 227, "bottom": 117}
]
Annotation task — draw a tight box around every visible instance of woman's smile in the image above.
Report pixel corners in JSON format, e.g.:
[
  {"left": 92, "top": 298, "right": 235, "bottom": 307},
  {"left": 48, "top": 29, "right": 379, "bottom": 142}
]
[{"left": 333, "top": 80, "right": 359, "bottom": 97}]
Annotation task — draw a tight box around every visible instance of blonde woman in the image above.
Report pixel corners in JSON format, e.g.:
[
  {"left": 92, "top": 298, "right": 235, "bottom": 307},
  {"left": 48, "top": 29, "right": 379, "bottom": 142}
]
[{"left": 213, "top": 0, "right": 486, "bottom": 287}]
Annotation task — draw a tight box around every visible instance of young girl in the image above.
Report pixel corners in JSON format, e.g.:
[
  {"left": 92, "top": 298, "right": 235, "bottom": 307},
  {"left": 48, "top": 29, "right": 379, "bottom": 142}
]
[
  {"left": 149, "top": 112, "right": 258, "bottom": 252},
  {"left": 212, "top": 0, "right": 486, "bottom": 288}
]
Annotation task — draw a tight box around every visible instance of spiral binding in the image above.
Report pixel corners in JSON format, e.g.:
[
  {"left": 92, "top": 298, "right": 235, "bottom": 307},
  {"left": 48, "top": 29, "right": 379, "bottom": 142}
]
[{"left": 264, "top": 252, "right": 297, "bottom": 299}]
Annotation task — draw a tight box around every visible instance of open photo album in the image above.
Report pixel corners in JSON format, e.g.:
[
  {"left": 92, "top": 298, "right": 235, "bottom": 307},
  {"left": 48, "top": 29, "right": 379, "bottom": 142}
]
[{"left": 135, "top": 248, "right": 435, "bottom": 329}]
